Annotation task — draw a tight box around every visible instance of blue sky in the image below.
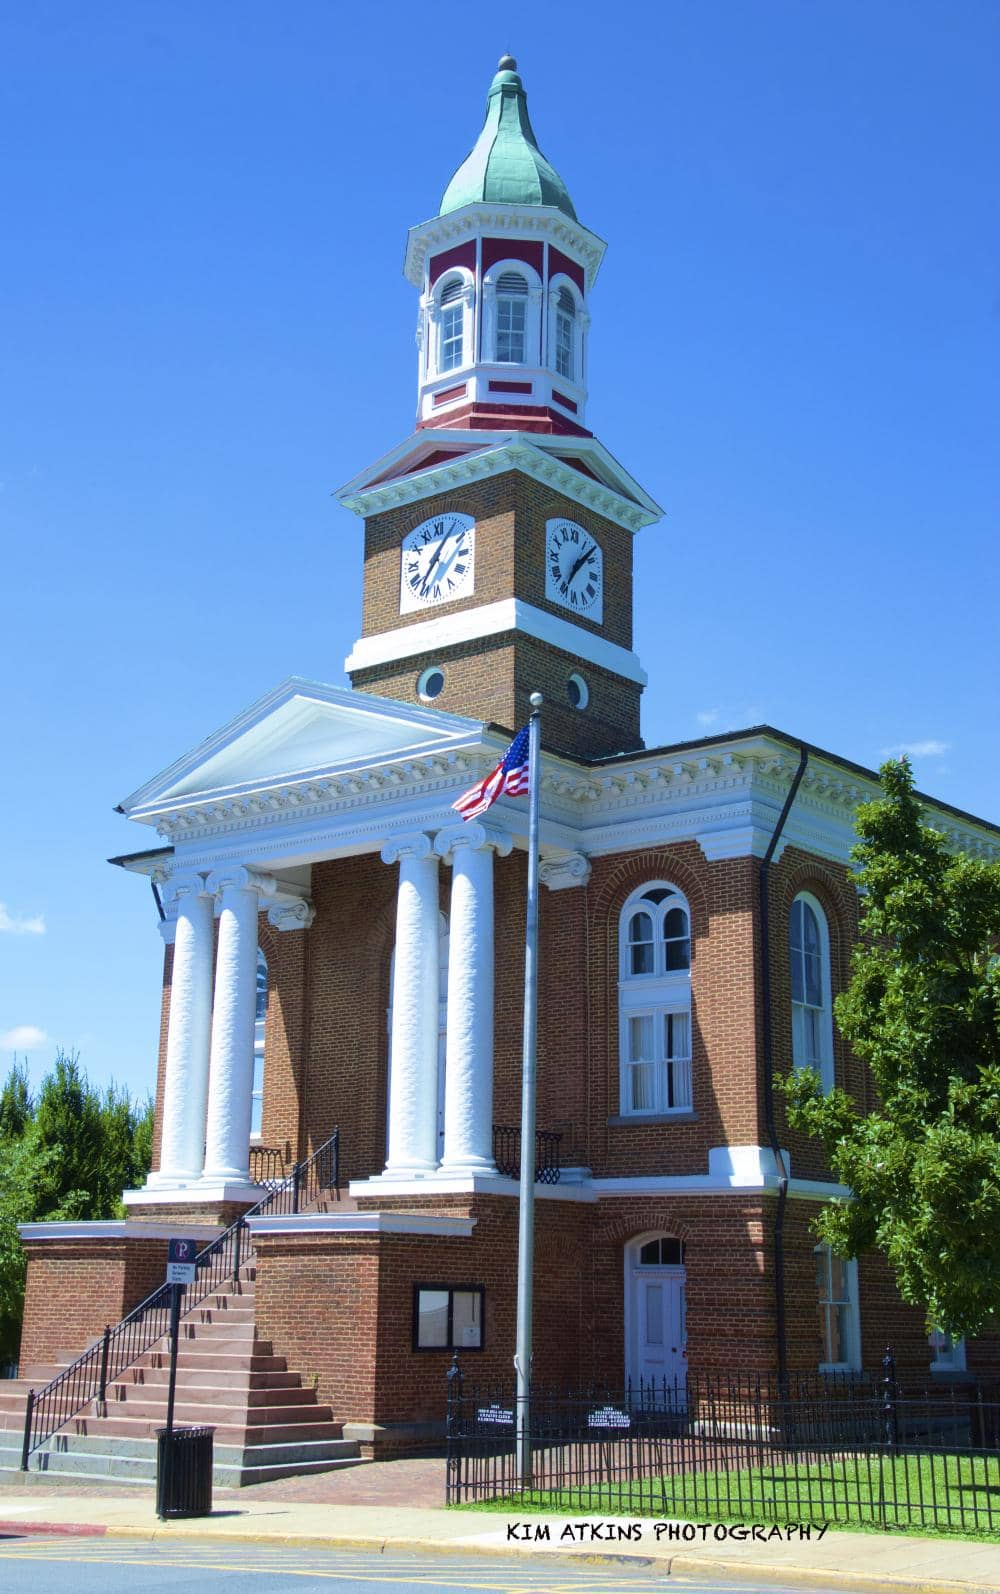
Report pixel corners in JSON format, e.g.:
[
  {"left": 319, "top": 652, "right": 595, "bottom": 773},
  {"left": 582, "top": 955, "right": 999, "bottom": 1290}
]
[{"left": 2, "top": 1, "right": 997, "bottom": 1100}]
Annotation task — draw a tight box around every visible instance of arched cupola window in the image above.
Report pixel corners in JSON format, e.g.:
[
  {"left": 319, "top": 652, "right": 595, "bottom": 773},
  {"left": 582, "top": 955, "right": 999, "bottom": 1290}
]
[
  {"left": 789, "top": 892, "right": 834, "bottom": 1093},
  {"left": 482, "top": 258, "right": 543, "bottom": 369},
  {"left": 495, "top": 271, "right": 528, "bottom": 363},
  {"left": 554, "top": 286, "right": 576, "bottom": 380},
  {"left": 425, "top": 269, "right": 475, "bottom": 381},
  {"left": 618, "top": 884, "right": 693, "bottom": 1117}
]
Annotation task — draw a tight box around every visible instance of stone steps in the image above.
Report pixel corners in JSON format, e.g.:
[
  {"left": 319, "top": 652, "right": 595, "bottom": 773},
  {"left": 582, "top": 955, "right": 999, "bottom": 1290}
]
[{"left": 5, "top": 1265, "right": 362, "bottom": 1485}]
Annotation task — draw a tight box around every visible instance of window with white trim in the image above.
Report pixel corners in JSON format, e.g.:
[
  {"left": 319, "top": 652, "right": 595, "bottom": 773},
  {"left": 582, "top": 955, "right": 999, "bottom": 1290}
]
[
  {"left": 555, "top": 286, "right": 576, "bottom": 379},
  {"left": 929, "top": 1329, "right": 966, "bottom": 1373},
  {"left": 495, "top": 271, "right": 528, "bottom": 363},
  {"left": 438, "top": 275, "right": 465, "bottom": 373},
  {"left": 618, "top": 884, "right": 692, "bottom": 1117},
  {"left": 252, "top": 947, "right": 267, "bottom": 1137},
  {"left": 815, "top": 1243, "right": 860, "bottom": 1371},
  {"left": 790, "top": 893, "right": 835, "bottom": 1093}
]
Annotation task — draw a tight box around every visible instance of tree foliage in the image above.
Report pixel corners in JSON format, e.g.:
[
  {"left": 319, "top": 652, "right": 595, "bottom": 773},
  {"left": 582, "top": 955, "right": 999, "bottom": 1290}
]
[
  {"left": 783, "top": 758, "right": 1000, "bottom": 1340},
  {"left": 0, "top": 1052, "right": 153, "bottom": 1361}
]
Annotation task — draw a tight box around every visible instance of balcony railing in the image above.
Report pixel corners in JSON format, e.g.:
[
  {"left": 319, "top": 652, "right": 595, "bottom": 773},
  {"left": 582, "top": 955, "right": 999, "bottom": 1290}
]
[
  {"left": 248, "top": 1142, "right": 290, "bottom": 1186},
  {"left": 492, "top": 1125, "right": 562, "bottom": 1185}
]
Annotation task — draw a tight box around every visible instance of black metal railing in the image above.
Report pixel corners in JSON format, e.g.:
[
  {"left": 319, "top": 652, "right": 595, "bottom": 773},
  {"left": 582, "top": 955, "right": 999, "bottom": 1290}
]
[
  {"left": 248, "top": 1142, "right": 290, "bottom": 1186},
  {"left": 492, "top": 1125, "right": 562, "bottom": 1184},
  {"left": 446, "top": 1349, "right": 1000, "bottom": 1536},
  {"left": 20, "top": 1129, "right": 339, "bottom": 1468}
]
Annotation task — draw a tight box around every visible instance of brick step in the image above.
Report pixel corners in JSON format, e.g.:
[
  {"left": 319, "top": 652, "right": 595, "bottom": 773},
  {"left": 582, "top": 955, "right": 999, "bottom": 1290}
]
[
  {"left": 115, "top": 1366, "right": 301, "bottom": 1390},
  {"left": 147, "top": 1350, "right": 288, "bottom": 1373},
  {"left": 178, "top": 1321, "right": 259, "bottom": 1343},
  {"left": 58, "top": 1415, "right": 345, "bottom": 1445},
  {"left": 104, "top": 1382, "right": 319, "bottom": 1411},
  {"left": 186, "top": 1306, "right": 257, "bottom": 1325},
  {"left": 1, "top": 1432, "right": 363, "bottom": 1489},
  {"left": 98, "top": 1395, "right": 330, "bottom": 1424}
]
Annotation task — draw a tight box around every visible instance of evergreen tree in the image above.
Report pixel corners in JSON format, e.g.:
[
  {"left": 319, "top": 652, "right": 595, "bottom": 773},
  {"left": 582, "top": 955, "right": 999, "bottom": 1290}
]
[{"left": 0, "top": 1061, "right": 32, "bottom": 1139}]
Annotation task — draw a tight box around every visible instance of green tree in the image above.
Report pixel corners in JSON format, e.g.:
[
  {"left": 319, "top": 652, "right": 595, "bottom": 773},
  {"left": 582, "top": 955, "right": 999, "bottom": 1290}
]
[
  {"left": 783, "top": 758, "right": 1000, "bottom": 1340},
  {"left": 0, "top": 1061, "right": 32, "bottom": 1139}
]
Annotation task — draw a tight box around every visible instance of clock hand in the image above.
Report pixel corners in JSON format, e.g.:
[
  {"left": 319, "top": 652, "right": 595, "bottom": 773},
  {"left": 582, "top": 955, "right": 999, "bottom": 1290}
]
[
  {"left": 419, "top": 539, "right": 447, "bottom": 594},
  {"left": 566, "top": 544, "right": 596, "bottom": 585}
]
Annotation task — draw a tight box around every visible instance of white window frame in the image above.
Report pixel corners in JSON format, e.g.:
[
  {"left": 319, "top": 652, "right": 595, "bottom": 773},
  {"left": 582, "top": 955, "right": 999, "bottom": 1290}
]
[
  {"left": 618, "top": 883, "right": 692, "bottom": 1119},
  {"left": 790, "top": 891, "right": 835, "bottom": 1094},
  {"left": 424, "top": 268, "right": 476, "bottom": 381},
  {"left": 814, "top": 1243, "right": 861, "bottom": 1372},
  {"left": 547, "top": 273, "right": 586, "bottom": 389},
  {"left": 929, "top": 1329, "right": 966, "bottom": 1373},
  {"left": 482, "top": 258, "right": 543, "bottom": 369}
]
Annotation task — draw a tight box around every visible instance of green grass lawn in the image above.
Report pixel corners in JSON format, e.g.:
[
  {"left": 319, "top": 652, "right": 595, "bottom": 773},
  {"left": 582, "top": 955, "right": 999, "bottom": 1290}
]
[{"left": 453, "top": 1451, "right": 1000, "bottom": 1541}]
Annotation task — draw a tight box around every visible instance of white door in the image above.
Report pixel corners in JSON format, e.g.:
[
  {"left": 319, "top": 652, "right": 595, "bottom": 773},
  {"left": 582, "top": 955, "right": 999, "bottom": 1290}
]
[{"left": 630, "top": 1263, "right": 686, "bottom": 1393}]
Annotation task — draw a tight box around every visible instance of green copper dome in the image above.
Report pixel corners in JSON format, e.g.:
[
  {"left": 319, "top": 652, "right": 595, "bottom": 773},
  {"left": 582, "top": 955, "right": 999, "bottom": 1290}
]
[{"left": 439, "top": 56, "right": 577, "bottom": 221}]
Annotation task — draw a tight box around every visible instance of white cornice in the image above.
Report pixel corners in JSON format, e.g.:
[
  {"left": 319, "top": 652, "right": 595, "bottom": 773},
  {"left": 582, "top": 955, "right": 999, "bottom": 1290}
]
[
  {"left": 336, "top": 432, "right": 662, "bottom": 534},
  {"left": 345, "top": 598, "right": 647, "bottom": 685},
  {"left": 248, "top": 1212, "right": 477, "bottom": 1236},
  {"left": 19, "top": 1221, "right": 223, "bottom": 1241},
  {"left": 403, "top": 202, "right": 608, "bottom": 290}
]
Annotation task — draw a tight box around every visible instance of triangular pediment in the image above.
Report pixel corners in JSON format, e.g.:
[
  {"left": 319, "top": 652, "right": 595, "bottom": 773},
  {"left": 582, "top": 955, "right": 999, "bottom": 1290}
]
[
  {"left": 120, "top": 678, "right": 485, "bottom": 818},
  {"left": 337, "top": 429, "right": 662, "bottom": 534}
]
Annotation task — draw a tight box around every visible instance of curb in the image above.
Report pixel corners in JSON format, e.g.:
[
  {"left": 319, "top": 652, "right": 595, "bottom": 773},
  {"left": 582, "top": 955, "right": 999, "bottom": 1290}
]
[{"left": 0, "top": 1518, "right": 997, "bottom": 1594}]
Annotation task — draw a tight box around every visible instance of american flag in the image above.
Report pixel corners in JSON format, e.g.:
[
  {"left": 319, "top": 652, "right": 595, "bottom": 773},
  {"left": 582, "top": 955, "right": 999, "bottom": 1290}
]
[{"left": 453, "top": 725, "right": 530, "bottom": 821}]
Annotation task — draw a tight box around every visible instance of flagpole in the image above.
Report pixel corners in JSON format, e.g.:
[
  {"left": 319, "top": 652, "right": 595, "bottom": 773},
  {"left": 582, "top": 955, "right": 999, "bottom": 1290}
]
[{"left": 514, "top": 691, "right": 543, "bottom": 1490}]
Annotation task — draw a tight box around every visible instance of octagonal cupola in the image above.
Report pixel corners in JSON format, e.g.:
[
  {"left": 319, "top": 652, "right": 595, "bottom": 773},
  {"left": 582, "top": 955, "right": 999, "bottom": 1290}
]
[{"left": 404, "top": 56, "right": 607, "bottom": 436}]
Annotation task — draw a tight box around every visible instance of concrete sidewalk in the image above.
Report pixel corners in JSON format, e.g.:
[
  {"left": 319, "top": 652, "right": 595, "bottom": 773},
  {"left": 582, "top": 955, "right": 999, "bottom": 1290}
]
[{"left": 0, "top": 1490, "right": 999, "bottom": 1594}]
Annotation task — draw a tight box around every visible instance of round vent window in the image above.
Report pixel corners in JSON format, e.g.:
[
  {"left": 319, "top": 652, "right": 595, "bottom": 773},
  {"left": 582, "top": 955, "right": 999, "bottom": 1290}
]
[
  {"left": 417, "top": 666, "right": 445, "bottom": 702},
  {"left": 567, "top": 673, "right": 589, "bottom": 710}
]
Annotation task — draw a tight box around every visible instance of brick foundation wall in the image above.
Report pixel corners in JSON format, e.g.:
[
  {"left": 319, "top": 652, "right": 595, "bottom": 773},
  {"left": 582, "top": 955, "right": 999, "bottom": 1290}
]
[{"left": 19, "top": 1237, "right": 169, "bottom": 1369}]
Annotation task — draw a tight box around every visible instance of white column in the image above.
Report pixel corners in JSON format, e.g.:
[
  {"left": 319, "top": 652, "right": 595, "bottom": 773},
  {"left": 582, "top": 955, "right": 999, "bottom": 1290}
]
[
  {"left": 202, "top": 866, "right": 275, "bottom": 1184},
  {"left": 381, "top": 833, "right": 439, "bottom": 1177},
  {"left": 147, "top": 872, "right": 214, "bottom": 1188},
  {"left": 434, "top": 822, "right": 512, "bottom": 1176}
]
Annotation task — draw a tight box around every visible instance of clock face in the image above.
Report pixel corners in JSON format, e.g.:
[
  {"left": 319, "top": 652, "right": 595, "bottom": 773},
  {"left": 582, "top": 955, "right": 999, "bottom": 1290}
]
[
  {"left": 399, "top": 512, "right": 476, "bottom": 614},
  {"left": 545, "top": 518, "right": 603, "bottom": 623}
]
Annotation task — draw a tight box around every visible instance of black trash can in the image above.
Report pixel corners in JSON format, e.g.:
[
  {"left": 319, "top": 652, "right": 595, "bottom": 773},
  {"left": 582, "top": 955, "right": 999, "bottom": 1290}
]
[{"left": 156, "top": 1425, "right": 214, "bottom": 1519}]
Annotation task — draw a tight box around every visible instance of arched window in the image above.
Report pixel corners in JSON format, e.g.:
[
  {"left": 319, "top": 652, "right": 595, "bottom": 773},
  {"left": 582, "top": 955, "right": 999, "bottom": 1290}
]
[
  {"left": 790, "top": 893, "right": 834, "bottom": 1093},
  {"left": 555, "top": 286, "right": 576, "bottom": 380},
  {"left": 438, "top": 275, "right": 466, "bottom": 373},
  {"left": 618, "top": 884, "right": 692, "bottom": 1116},
  {"left": 495, "top": 271, "right": 528, "bottom": 363},
  {"left": 252, "top": 948, "right": 267, "bottom": 1137}
]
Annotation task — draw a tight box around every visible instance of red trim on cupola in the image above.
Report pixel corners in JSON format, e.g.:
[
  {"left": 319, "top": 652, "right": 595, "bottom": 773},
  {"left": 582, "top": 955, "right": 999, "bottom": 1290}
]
[
  {"left": 489, "top": 380, "right": 533, "bottom": 394},
  {"left": 428, "top": 242, "right": 476, "bottom": 285},
  {"left": 551, "top": 389, "right": 578, "bottom": 413},
  {"left": 482, "top": 238, "right": 544, "bottom": 275},
  {"left": 548, "top": 247, "right": 585, "bottom": 294},
  {"left": 432, "top": 383, "right": 468, "bottom": 406},
  {"left": 417, "top": 401, "right": 592, "bottom": 437}
]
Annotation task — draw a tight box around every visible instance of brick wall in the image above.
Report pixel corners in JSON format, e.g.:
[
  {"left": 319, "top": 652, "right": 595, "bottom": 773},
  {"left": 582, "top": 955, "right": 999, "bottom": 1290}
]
[{"left": 19, "top": 1237, "right": 169, "bottom": 1370}]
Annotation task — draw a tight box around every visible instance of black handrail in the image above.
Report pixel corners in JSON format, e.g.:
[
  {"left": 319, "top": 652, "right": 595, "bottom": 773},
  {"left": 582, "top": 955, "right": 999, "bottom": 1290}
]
[
  {"left": 492, "top": 1124, "right": 562, "bottom": 1185},
  {"left": 20, "top": 1129, "right": 339, "bottom": 1467}
]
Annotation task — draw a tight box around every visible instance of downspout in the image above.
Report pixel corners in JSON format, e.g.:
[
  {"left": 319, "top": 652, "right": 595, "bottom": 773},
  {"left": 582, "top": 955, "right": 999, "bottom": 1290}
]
[{"left": 760, "top": 746, "right": 808, "bottom": 1390}]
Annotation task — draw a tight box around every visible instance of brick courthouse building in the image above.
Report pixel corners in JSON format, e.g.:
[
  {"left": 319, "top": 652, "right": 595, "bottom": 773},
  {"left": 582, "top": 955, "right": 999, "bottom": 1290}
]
[{"left": 13, "top": 57, "right": 1000, "bottom": 1477}]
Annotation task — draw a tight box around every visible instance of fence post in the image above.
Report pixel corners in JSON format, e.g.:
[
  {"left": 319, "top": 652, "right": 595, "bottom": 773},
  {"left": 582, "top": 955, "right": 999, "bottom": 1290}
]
[
  {"left": 881, "top": 1344, "right": 898, "bottom": 1450},
  {"left": 20, "top": 1388, "right": 35, "bottom": 1470},
  {"left": 292, "top": 1161, "right": 301, "bottom": 1214},
  {"left": 232, "top": 1221, "right": 242, "bottom": 1288},
  {"left": 97, "top": 1325, "right": 111, "bottom": 1406},
  {"left": 445, "top": 1353, "right": 464, "bottom": 1505}
]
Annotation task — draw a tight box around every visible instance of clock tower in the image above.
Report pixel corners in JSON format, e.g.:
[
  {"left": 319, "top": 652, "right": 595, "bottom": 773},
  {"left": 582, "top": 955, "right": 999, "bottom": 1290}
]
[{"left": 337, "top": 56, "right": 662, "bottom": 759}]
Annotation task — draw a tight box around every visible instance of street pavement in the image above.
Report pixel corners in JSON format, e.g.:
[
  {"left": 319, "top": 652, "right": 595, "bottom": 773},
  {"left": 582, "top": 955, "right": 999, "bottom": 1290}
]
[{"left": 0, "top": 1456, "right": 999, "bottom": 1594}]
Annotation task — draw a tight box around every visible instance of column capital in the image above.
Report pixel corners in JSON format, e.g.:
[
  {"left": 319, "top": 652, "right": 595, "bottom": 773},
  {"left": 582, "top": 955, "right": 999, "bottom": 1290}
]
[
  {"left": 380, "top": 831, "right": 433, "bottom": 866},
  {"left": 539, "top": 852, "right": 592, "bottom": 891},
  {"left": 159, "top": 870, "right": 212, "bottom": 910},
  {"left": 267, "top": 898, "right": 316, "bottom": 933},
  {"left": 434, "top": 822, "right": 513, "bottom": 862},
  {"left": 206, "top": 865, "right": 277, "bottom": 900}
]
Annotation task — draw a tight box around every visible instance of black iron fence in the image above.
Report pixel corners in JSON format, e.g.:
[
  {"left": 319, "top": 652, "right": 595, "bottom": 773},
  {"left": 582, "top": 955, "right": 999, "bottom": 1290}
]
[
  {"left": 248, "top": 1142, "right": 291, "bottom": 1185},
  {"left": 446, "top": 1350, "right": 1000, "bottom": 1536},
  {"left": 492, "top": 1125, "right": 562, "bottom": 1184},
  {"left": 20, "top": 1129, "right": 339, "bottom": 1468}
]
